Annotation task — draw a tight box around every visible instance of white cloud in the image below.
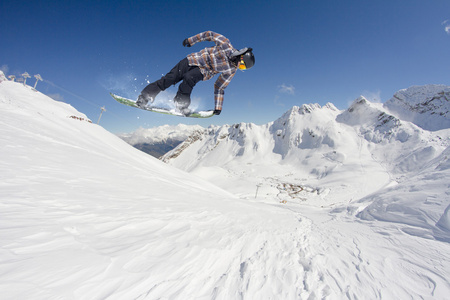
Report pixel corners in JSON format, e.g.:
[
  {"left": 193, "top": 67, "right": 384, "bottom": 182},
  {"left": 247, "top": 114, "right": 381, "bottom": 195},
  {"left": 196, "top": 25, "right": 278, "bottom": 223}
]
[
  {"left": 443, "top": 20, "right": 450, "bottom": 35},
  {"left": 278, "top": 84, "right": 295, "bottom": 95}
]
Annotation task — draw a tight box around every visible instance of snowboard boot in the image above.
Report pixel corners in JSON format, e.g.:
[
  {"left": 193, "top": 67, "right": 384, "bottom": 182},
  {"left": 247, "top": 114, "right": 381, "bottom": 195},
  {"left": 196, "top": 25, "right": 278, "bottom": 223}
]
[
  {"left": 136, "top": 93, "right": 154, "bottom": 108},
  {"left": 174, "top": 94, "right": 191, "bottom": 116},
  {"left": 175, "top": 103, "right": 192, "bottom": 116}
]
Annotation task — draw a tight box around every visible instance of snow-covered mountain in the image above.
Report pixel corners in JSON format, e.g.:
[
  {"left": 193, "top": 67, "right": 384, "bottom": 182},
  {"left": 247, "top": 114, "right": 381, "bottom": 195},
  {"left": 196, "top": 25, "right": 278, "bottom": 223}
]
[
  {"left": 1, "top": 74, "right": 449, "bottom": 299},
  {"left": 162, "top": 85, "right": 450, "bottom": 239},
  {"left": 384, "top": 84, "right": 450, "bottom": 131},
  {"left": 119, "top": 124, "right": 204, "bottom": 157}
]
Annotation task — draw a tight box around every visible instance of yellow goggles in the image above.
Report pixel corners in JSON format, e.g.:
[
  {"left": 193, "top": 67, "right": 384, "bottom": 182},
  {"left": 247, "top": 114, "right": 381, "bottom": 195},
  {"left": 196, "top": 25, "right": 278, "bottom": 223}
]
[{"left": 239, "top": 57, "right": 247, "bottom": 70}]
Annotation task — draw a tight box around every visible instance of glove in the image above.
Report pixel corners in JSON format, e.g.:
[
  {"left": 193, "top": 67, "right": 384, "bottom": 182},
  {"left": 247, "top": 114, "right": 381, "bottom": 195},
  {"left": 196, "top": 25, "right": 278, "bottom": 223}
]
[
  {"left": 182, "top": 38, "right": 191, "bottom": 47},
  {"left": 213, "top": 109, "right": 221, "bottom": 115}
]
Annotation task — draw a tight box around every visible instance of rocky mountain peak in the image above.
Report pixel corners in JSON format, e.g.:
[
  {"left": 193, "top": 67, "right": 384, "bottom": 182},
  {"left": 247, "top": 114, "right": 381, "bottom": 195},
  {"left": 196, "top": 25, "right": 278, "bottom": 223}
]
[{"left": 384, "top": 84, "right": 450, "bottom": 131}]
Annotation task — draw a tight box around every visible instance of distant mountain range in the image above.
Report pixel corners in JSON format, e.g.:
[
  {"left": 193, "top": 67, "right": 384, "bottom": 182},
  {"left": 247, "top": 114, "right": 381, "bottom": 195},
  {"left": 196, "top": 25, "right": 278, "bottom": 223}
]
[
  {"left": 162, "top": 84, "right": 449, "bottom": 170},
  {"left": 123, "top": 85, "right": 449, "bottom": 162},
  {"left": 118, "top": 124, "right": 204, "bottom": 158},
  {"left": 156, "top": 84, "right": 450, "bottom": 235}
]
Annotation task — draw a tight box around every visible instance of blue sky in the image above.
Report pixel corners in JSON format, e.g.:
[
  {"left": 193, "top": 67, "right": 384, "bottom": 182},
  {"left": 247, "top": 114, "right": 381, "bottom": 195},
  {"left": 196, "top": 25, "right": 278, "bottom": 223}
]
[{"left": 1, "top": 0, "right": 449, "bottom": 133}]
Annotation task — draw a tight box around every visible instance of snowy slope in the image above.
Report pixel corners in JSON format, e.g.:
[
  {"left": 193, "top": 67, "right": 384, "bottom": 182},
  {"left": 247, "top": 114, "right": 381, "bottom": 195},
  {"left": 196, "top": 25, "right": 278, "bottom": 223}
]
[
  {"left": 0, "top": 78, "right": 298, "bottom": 299},
  {"left": 337, "top": 96, "right": 450, "bottom": 242},
  {"left": 1, "top": 75, "right": 450, "bottom": 299}
]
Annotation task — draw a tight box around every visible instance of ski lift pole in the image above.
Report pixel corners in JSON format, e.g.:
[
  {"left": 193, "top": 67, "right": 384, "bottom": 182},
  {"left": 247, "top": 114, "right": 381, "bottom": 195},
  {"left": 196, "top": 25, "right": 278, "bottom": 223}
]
[
  {"left": 97, "top": 106, "right": 106, "bottom": 124},
  {"left": 255, "top": 183, "right": 262, "bottom": 199},
  {"left": 34, "top": 74, "right": 43, "bottom": 89},
  {"left": 22, "top": 72, "right": 30, "bottom": 86}
]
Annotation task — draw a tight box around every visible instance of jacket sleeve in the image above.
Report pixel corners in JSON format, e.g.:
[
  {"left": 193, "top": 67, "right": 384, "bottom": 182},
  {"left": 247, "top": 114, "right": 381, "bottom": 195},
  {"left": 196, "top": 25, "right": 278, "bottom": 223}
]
[
  {"left": 213, "top": 71, "right": 236, "bottom": 110},
  {"left": 187, "top": 31, "right": 229, "bottom": 47}
]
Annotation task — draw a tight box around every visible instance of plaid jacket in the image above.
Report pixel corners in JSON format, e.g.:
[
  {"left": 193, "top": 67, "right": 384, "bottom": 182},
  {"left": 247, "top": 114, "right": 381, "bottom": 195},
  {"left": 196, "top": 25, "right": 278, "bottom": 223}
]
[{"left": 186, "top": 31, "right": 238, "bottom": 111}]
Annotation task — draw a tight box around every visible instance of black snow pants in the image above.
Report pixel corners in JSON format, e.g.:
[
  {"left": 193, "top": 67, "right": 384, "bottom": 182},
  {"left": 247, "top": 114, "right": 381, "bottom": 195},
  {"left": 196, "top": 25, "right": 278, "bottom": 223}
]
[{"left": 141, "top": 57, "right": 204, "bottom": 109}]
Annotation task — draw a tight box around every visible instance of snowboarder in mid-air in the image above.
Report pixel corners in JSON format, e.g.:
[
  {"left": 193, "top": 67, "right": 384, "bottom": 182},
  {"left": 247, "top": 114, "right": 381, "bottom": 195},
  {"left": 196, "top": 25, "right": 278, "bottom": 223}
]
[{"left": 136, "top": 31, "right": 255, "bottom": 116}]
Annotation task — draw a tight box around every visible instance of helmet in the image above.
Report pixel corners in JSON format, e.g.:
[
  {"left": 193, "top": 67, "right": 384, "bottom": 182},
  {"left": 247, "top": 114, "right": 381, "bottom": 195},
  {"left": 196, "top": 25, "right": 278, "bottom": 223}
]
[{"left": 239, "top": 48, "right": 255, "bottom": 70}]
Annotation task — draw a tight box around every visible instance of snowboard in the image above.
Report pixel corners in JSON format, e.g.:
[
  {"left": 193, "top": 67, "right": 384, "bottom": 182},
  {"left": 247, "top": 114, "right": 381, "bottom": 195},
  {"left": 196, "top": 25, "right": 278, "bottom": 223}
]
[{"left": 110, "top": 93, "right": 215, "bottom": 118}]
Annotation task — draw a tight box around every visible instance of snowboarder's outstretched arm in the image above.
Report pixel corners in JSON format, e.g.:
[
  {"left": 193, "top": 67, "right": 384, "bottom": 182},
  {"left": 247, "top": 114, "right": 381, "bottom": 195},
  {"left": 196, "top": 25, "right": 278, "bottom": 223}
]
[{"left": 183, "top": 31, "right": 231, "bottom": 48}]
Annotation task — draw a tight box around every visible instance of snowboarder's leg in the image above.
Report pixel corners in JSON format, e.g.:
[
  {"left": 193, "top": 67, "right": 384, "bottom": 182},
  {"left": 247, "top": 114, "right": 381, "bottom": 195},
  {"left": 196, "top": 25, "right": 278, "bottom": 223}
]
[
  {"left": 174, "top": 66, "right": 203, "bottom": 111},
  {"left": 138, "top": 58, "right": 191, "bottom": 107}
]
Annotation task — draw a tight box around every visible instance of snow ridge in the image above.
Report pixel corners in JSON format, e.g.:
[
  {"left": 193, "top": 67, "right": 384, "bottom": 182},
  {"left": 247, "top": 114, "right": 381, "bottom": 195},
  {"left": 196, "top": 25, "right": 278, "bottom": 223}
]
[{"left": 384, "top": 84, "right": 450, "bottom": 131}]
